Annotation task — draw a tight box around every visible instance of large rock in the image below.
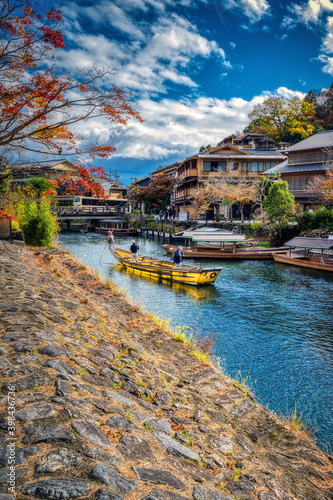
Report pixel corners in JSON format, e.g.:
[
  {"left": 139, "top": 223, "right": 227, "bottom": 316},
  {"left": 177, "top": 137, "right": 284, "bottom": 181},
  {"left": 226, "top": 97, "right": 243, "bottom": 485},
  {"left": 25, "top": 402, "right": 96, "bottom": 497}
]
[
  {"left": 21, "top": 478, "right": 94, "bottom": 498},
  {"left": 90, "top": 463, "right": 137, "bottom": 494},
  {"left": 153, "top": 432, "right": 200, "bottom": 462},
  {"left": 71, "top": 421, "right": 111, "bottom": 448},
  {"left": 133, "top": 467, "right": 186, "bottom": 490},
  {"left": 15, "top": 402, "right": 57, "bottom": 422},
  {"left": 140, "top": 491, "right": 189, "bottom": 500},
  {"left": 0, "top": 359, "right": 10, "bottom": 370},
  {"left": 44, "top": 358, "right": 78, "bottom": 375},
  {"left": 0, "top": 445, "right": 41, "bottom": 465},
  {"left": 106, "top": 416, "right": 136, "bottom": 432},
  {"left": 117, "top": 434, "right": 156, "bottom": 461},
  {"left": 104, "top": 390, "right": 135, "bottom": 409},
  {"left": 35, "top": 448, "right": 82, "bottom": 472},
  {"left": 211, "top": 435, "right": 234, "bottom": 454},
  {"left": 39, "top": 345, "right": 69, "bottom": 357},
  {"left": 0, "top": 467, "right": 29, "bottom": 483},
  {"left": 11, "top": 339, "right": 40, "bottom": 352},
  {"left": 55, "top": 379, "right": 72, "bottom": 396},
  {"left": 4, "top": 372, "right": 48, "bottom": 391},
  {"left": 192, "top": 486, "right": 234, "bottom": 500},
  {"left": 83, "top": 447, "right": 122, "bottom": 467},
  {"left": 95, "top": 490, "right": 124, "bottom": 500},
  {"left": 144, "top": 418, "right": 172, "bottom": 435},
  {"left": 225, "top": 481, "right": 256, "bottom": 499},
  {"left": 22, "top": 423, "right": 75, "bottom": 444},
  {"left": 230, "top": 401, "right": 255, "bottom": 418}
]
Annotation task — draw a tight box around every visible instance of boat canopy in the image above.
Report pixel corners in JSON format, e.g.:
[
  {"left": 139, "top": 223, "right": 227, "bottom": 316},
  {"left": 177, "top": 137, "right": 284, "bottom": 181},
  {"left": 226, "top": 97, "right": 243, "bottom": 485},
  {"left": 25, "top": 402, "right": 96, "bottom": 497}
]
[
  {"left": 284, "top": 237, "right": 333, "bottom": 249},
  {"left": 192, "top": 234, "right": 246, "bottom": 242},
  {"left": 183, "top": 228, "right": 233, "bottom": 238}
]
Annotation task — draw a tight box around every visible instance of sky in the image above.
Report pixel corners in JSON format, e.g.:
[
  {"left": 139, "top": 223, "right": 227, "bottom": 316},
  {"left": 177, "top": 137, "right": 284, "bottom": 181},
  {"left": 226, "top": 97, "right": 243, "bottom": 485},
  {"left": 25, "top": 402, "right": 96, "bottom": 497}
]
[{"left": 53, "top": 0, "right": 333, "bottom": 185}]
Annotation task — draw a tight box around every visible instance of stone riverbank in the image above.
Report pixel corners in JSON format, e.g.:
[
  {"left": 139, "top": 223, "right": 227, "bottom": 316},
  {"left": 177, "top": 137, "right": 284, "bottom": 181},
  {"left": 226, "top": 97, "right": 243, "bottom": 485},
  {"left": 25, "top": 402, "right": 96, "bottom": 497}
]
[{"left": 0, "top": 241, "right": 332, "bottom": 500}]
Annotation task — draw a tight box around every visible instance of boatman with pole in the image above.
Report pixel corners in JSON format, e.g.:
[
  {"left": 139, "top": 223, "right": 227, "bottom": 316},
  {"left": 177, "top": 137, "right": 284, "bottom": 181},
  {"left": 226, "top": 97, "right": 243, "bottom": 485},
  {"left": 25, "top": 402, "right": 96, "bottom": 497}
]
[
  {"left": 130, "top": 240, "right": 139, "bottom": 262},
  {"left": 108, "top": 231, "right": 115, "bottom": 250}
]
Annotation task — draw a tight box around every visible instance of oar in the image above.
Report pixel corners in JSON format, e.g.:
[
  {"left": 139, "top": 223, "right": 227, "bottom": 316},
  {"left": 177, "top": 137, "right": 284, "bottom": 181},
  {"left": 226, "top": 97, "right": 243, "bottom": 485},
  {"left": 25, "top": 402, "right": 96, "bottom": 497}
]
[{"left": 99, "top": 241, "right": 108, "bottom": 264}]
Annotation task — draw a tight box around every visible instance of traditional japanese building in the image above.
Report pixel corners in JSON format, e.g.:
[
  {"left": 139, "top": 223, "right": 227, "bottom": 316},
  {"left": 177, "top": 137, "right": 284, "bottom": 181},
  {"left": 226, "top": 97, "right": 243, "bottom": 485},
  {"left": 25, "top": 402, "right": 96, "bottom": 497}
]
[
  {"left": 175, "top": 133, "right": 286, "bottom": 218},
  {"left": 264, "top": 130, "right": 333, "bottom": 211}
]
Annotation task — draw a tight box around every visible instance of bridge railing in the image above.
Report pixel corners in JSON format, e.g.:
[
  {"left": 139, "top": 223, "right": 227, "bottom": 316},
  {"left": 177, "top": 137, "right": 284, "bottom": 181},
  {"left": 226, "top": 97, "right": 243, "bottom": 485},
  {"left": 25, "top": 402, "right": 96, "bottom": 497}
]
[{"left": 51, "top": 206, "right": 122, "bottom": 215}]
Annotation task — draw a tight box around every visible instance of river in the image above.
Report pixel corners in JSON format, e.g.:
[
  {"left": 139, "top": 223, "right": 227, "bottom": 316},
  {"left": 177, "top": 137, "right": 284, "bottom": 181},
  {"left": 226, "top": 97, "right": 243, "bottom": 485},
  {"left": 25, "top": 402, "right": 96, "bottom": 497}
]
[{"left": 58, "top": 232, "right": 333, "bottom": 453}]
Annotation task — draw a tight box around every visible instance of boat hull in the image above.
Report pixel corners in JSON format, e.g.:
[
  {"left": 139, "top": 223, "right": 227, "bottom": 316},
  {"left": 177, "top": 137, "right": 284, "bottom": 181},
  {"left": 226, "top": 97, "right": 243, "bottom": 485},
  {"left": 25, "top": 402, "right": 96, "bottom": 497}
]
[
  {"left": 109, "top": 247, "right": 222, "bottom": 285},
  {"left": 163, "top": 244, "right": 287, "bottom": 260},
  {"left": 272, "top": 253, "right": 333, "bottom": 272}
]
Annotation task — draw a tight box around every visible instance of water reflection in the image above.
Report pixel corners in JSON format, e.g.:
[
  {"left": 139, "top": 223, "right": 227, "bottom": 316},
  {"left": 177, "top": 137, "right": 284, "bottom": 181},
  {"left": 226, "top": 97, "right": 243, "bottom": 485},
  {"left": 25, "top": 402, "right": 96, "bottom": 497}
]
[
  {"left": 112, "top": 263, "right": 221, "bottom": 301},
  {"left": 58, "top": 232, "right": 333, "bottom": 453}
]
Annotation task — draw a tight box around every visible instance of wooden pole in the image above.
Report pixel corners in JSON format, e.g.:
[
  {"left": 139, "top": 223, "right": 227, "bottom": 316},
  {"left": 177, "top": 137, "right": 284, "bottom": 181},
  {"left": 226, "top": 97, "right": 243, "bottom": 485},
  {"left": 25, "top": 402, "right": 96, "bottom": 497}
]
[{"left": 99, "top": 241, "right": 108, "bottom": 264}]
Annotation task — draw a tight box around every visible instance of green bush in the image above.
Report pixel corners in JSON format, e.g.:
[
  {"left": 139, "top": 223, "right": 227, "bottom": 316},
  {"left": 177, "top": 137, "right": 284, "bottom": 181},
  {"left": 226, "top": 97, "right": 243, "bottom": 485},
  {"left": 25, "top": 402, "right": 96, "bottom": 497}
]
[
  {"left": 297, "top": 207, "right": 333, "bottom": 231},
  {"left": 251, "top": 221, "right": 262, "bottom": 232},
  {"left": 16, "top": 200, "right": 59, "bottom": 246}
]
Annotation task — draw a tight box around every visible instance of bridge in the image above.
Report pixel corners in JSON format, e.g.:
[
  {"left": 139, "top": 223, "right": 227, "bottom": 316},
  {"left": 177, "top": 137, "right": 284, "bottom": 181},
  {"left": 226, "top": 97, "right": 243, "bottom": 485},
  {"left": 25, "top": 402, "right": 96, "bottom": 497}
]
[{"left": 51, "top": 206, "right": 127, "bottom": 231}]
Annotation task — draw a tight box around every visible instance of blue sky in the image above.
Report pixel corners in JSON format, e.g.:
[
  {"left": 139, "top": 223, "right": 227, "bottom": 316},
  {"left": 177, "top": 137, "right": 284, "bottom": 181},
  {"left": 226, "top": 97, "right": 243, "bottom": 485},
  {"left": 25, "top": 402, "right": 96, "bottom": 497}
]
[{"left": 56, "top": 0, "right": 333, "bottom": 185}]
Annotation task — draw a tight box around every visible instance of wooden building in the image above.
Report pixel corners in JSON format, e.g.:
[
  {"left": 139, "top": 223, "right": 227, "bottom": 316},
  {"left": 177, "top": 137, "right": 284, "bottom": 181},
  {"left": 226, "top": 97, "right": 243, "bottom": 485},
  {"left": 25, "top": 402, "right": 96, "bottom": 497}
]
[
  {"left": 264, "top": 130, "right": 333, "bottom": 211},
  {"left": 175, "top": 133, "right": 286, "bottom": 218}
]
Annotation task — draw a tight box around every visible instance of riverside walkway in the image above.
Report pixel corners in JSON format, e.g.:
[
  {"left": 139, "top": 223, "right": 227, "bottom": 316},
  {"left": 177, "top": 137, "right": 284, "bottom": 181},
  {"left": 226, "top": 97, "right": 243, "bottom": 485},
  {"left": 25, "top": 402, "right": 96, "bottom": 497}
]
[{"left": 0, "top": 241, "right": 332, "bottom": 499}]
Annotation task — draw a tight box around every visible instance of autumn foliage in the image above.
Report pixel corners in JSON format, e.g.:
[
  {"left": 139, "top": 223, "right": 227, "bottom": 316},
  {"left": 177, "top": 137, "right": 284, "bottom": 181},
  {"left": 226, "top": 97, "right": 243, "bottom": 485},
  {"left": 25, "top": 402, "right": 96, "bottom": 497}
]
[
  {"left": 130, "top": 174, "right": 175, "bottom": 212},
  {"left": 306, "top": 167, "right": 333, "bottom": 206},
  {"left": 0, "top": 0, "right": 141, "bottom": 158}
]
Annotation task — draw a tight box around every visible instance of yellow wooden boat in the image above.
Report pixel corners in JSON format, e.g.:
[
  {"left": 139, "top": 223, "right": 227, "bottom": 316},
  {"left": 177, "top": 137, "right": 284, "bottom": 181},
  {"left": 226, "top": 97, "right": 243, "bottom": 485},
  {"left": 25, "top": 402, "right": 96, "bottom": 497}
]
[{"left": 109, "top": 247, "right": 222, "bottom": 285}]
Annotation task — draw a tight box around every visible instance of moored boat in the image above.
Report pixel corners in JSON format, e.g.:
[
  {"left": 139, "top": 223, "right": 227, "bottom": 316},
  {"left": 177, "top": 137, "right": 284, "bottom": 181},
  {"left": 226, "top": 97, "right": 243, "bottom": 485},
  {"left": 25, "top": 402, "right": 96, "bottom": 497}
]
[
  {"left": 96, "top": 219, "right": 138, "bottom": 236},
  {"left": 272, "top": 237, "right": 333, "bottom": 272},
  {"left": 109, "top": 247, "right": 222, "bottom": 285},
  {"left": 163, "top": 244, "right": 288, "bottom": 259}
]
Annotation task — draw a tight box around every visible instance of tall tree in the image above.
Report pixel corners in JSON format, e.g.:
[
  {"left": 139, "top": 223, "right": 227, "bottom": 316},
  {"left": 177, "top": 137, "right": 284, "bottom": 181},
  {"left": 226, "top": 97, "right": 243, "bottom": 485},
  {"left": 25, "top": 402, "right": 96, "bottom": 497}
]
[
  {"left": 247, "top": 97, "right": 318, "bottom": 144},
  {"left": 263, "top": 180, "right": 295, "bottom": 224},
  {"left": 0, "top": 0, "right": 141, "bottom": 158},
  {"left": 130, "top": 174, "right": 175, "bottom": 213}
]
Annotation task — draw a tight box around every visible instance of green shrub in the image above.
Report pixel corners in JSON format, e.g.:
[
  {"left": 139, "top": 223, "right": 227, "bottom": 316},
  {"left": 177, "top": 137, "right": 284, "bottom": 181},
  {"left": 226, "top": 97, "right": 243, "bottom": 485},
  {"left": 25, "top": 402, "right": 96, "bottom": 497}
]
[
  {"left": 296, "top": 206, "right": 333, "bottom": 231},
  {"left": 251, "top": 221, "right": 262, "bottom": 232},
  {"left": 16, "top": 200, "right": 59, "bottom": 246}
]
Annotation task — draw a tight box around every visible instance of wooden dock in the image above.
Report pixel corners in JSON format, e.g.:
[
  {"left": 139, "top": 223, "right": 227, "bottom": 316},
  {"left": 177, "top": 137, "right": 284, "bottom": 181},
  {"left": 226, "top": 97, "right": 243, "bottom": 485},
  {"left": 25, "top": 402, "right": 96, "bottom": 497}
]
[{"left": 138, "top": 227, "right": 173, "bottom": 241}]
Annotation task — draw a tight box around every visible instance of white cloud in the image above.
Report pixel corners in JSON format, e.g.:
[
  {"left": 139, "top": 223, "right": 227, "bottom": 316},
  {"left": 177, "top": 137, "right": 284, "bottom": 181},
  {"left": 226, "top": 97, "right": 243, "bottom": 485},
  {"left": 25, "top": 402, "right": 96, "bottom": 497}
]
[
  {"left": 69, "top": 87, "right": 305, "bottom": 162},
  {"left": 223, "top": 0, "right": 271, "bottom": 22},
  {"left": 282, "top": 0, "right": 333, "bottom": 28}
]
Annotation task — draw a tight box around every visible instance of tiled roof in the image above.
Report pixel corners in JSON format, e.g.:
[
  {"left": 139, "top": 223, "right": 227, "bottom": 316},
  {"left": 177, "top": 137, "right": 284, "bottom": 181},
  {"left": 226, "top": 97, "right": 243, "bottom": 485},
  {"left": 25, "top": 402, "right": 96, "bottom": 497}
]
[
  {"left": 278, "top": 163, "right": 327, "bottom": 173},
  {"left": 15, "top": 159, "right": 74, "bottom": 169},
  {"left": 199, "top": 150, "right": 285, "bottom": 159},
  {"left": 263, "top": 159, "right": 288, "bottom": 175},
  {"left": 285, "top": 130, "right": 333, "bottom": 152}
]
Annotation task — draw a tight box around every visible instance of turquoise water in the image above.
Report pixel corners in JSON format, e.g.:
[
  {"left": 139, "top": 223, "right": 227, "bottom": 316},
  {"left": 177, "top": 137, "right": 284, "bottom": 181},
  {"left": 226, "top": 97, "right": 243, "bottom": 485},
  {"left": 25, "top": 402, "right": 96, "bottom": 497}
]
[{"left": 58, "top": 232, "right": 333, "bottom": 453}]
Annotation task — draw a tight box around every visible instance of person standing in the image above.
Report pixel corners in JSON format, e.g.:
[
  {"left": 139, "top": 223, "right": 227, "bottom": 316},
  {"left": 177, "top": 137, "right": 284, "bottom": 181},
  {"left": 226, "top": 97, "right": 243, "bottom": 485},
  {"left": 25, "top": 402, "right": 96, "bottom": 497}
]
[
  {"left": 173, "top": 246, "right": 184, "bottom": 268},
  {"left": 130, "top": 240, "right": 139, "bottom": 262},
  {"left": 107, "top": 231, "right": 114, "bottom": 249}
]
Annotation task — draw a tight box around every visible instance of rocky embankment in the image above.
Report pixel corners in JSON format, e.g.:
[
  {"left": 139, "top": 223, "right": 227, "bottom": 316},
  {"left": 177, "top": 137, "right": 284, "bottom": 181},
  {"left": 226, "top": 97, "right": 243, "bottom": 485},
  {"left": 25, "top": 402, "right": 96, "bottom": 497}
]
[{"left": 0, "top": 241, "right": 332, "bottom": 500}]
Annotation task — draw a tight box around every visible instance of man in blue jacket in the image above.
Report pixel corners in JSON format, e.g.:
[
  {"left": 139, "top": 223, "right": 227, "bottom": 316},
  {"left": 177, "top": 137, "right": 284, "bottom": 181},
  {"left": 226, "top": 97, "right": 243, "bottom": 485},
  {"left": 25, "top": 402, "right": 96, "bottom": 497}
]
[
  {"left": 173, "top": 246, "right": 184, "bottom": 268},
  {"left": 130, "top": 240, "right": 139, "bottom": 262}
]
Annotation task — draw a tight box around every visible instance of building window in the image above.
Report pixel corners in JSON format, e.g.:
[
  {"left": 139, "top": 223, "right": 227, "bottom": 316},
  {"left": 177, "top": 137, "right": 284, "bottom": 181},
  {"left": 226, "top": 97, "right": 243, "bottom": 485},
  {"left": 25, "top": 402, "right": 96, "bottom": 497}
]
[
  {"left": 241, "top": 162, "right": 248, "bottom": 172},
  {"left": 228, "top": 161, "right": 239, "bottom": 171},
  {"left": 252, "top": 162, "right": 264, "bottom": 172},
  {"left": 266, "top": 161, "right": 276, "bottom": 169},
  {"left": 203, "top": 161, "right": 227, "bottom": 172},
  {"left": 203, "top": 161, "right": 210, "bottom": 172}
]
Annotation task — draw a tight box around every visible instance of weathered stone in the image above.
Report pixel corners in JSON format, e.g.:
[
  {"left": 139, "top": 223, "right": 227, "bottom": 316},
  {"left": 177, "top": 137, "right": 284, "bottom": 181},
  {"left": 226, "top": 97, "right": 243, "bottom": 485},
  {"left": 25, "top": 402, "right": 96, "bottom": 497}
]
[
  {"left": 230, "top": 400, "right": 255, "bottom": 418},
  {"left": 234, "top": 434, "right": 258, "bottom": 455},
  {"left": 258, "top": 492, "right": 277, "bottom": 500},
  {"left": 95, "top": 489, "right": 125, "bottom": 500},
  {"left": 53, "top": 396, "right": 90, "bottom": 411},
  {"left": 0, "top": 495, "right": 15, "bottom": 500},
  {"left": 225, "top": 481, "right": 255, "bottom": 499},
  {"left": 206, "top": 410, "right": 226, "bottom": 423},
  {"left": 55, "top": 378, "right": 72, "bottom": 396},
  {"left": 203, "top": 455, "right": 227, "bottom": 470},
  {"left": 82, "top": 374, "right": 116, "bottom": 387},
  {"left": 144, "top": 418, "right": 172, "bottom": 435},
  {"left": 192, "top": 486, "right": 233, "bottom": 500},
  {"left": 133, "top": 467, "right": 186, "bottom": 490},
  {"left": 0, "top": 347, "right": 7, "bottom": 355},
  {"left": 4, "top": 372, "right": 48, "bottom": 391},
  {"left": 72, "top": 421, "right": 111, "bottom": 448},
  {"left": 211, "top": 435, "right": 234, "bottom": 454},
  {"left": 87, "top": 398, "right": 124, "bottom": 414},
  {"left": 90, "top": 347, "right": 115, "bottom": 360},
  {"left": 15, "top": 391, "right": 45, "bottom": 407},
  {"left": 265, "top": 479, "right": 298, "bottom": 500},
  {"left": 90, "top": 463, "right": 137, "bottom": 494},
  {"left": 15, "top": 402, "right": 57, "bottom": 422},
  {"left": 0, "top": 467, "right": 29, "bottom": 483},
  {"left": 117, "top": 434, "right": 156, "bottom": 460},
  {"left": 39, "top": 345, "right": 69, "bottom": 357},
  {"left": 75, "top": 383, "right": 100, "bottom": 396},
  {"left": 198, "top": 425, "right": 212, "bottom": 434},
  {"left": 0, "top": 445, "right": 41, "bottom": 465},
  {"left": 1, "top": 364, "right": 36, "bottom": 378},
  {"left": 21, "top": 478, "right": 94, "bottom": 498},
  {"left": 2, "top": 333, "right": 30, "bottom": 342},
  {"left": 65, "top": 406, "right": 97, "bottom": 425},
  {"left": 14, "top": 353, "right": 44, "bottom": 364},
  {"left": 74, "top": 357, "right": 98, "bottom": 374},
  {"left": 35, "top": 447, "right": 82, "bottom": 472},
  {"left": 140, "top": 491, "right": 188, "bottom": 500},
  {"left": 106, "top": 415, "right": 136, "bottom": 432},
  {"left": 84, "top": 447, "right": 122, "bottom": 467},
  {"left": 104, "top": 390, "right": 135, "bottom": 409},
  {"left": 167, "top": 457, "right": 219, "bottom": 485},
  {"left": 153, "top": 431, "right": 200, "bottom": 462},
  {"left": 22, "top": 423, "right": 75, "bottom": 444},
  {"left": 11, "top": 339, "right": 40, "bottom": 352},
  {"left": 214, "top": 395, "right": 232, "bottom": 406},
  {"left": 44, "top": 358, "right": 78, "bottom": 375},
  {"left": 0, "top": 359, "right": 10, "bottom": 370}
]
